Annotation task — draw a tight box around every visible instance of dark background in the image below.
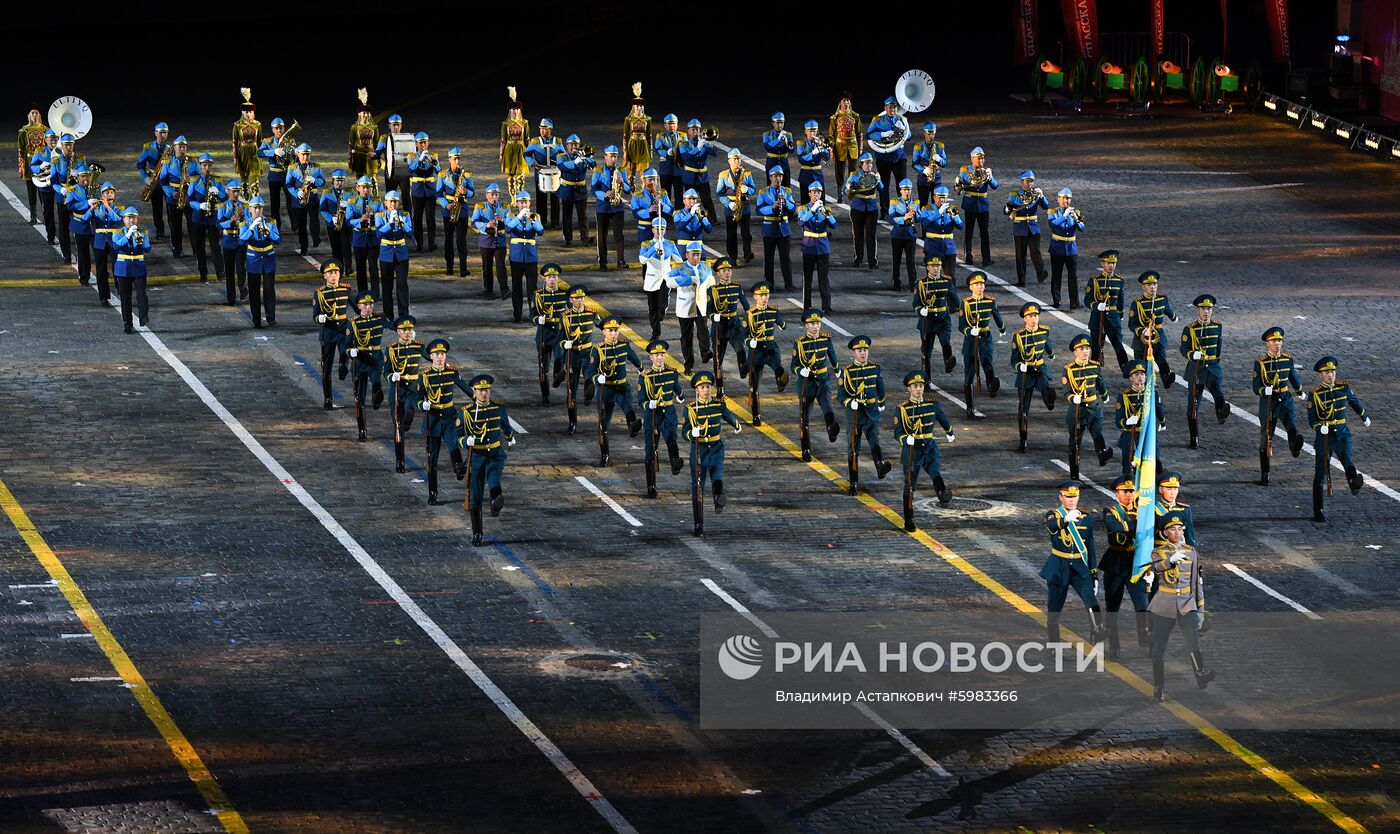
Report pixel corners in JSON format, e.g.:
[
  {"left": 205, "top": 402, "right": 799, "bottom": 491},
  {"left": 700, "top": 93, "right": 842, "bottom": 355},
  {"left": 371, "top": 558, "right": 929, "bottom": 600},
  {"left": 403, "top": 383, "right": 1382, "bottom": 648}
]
[{"left": 2, "top": 0, "right": 1338, "bottom": 123}]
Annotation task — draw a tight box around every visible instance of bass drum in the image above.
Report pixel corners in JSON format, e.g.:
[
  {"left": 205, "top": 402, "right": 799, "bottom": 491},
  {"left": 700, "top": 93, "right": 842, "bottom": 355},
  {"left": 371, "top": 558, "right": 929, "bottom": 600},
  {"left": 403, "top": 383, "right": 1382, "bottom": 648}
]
[
  {"left": 536, "top": 166, "right": 562, "bottom": 193},
  {"left": 383, "top": 132, "right": 418, "bottom": 182}
]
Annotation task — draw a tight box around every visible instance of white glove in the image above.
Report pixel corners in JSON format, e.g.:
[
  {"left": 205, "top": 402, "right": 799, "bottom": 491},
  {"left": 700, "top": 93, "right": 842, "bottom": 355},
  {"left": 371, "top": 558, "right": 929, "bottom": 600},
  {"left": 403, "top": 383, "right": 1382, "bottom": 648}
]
[
  {"left": 1126, "top": 414, "right": 1140, "bottom": 426},
  {"left": 534, "top": 315, "right": 546, "bottom": 325},
  {"left": 918, "top": 306, "right": 929, "bottom": 317},
  {"left": 390, "top": 372, "right": 401, "bottom": 382},
  {"left": 799, "top": 367, "right": 811, "bottom": 378},
  {"left": 199, "top": 202, "right": 210, "bottom": 212},
  {"left": 593, "top": 373, "right": 606, "bottom": 384},
  {"left": 340, "top": 200, "right": 348, "bottom": 208},
  {"left": 348, "top": 348, "right": 358, "bottom": 358},
  {"left": 1071, "top": 394, "right": 1082, "bottom": 404},
  {"left": 1169, "top": 552, "right": 1187, "bottom": 565},
  {"left": 880, "top": 130, "right": 894, "bottom": 140},
  {"left": 691, "top": 426, "right": 702, "bottom": 437},
  {"left": 1263, "top": 385, "right": 1273, "bottom": 396},
  {"left": 1018, "top": 363, "right": 1028, "bottom": 372},
  {"left": 508, "top": 437, "right": 516, "bottom": 446},
  {"left": 1364, "top": 417, "right": 1372, "bottom": 427},
  {"left": 848, "top": 400, "right": 860, "bottom": 410},
  {"left": 945, "top": 433, "right": 955, "bottom": 443},
  {"left": 969, "top": 326, "right": 980, "bottom": 336},
  {"left": 877, "top": 405, "right": 885, "bottom": 412},
  {"left": 711, "top": 313, "right": 722, "bottom": 322},
  {"left": 1191, "top": 351, "right": 1204, "bottom": 360},
  {"left": 1065, "top": 509, "right": 1081, "bottom": 522},
  {"left": 420, "top": 400, "right": 431, "bottom": 411},
  {"left": 647, "top": 399, "right": 658, "bottom": 410},
  {"left": 275, "top": 147, "right": 285, "bottom": 158},
  {"left": 1319, "top": 424, "right": 1329, "bottom": 435},
  {"left": 562, "top": 340, "right": 573, "bottom": 349},
  {"left": 905, "top": 435, "right": 916, "bottom": 446},
  {"left": 747, "top": 338, "right": 758, "bottom": 349},
  {"left": 316, "top": 314, "right": 327, "bottom": 324},
  {"left": 464, "top": 435, "right": 477, "bottom": 447}
]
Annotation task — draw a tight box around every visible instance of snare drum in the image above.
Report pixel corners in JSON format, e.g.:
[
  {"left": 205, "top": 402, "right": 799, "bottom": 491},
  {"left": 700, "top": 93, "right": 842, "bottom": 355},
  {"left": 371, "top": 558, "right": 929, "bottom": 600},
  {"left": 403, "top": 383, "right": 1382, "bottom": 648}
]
[{"left": 537, "top": 166, "right": 562, "bottom": 193}]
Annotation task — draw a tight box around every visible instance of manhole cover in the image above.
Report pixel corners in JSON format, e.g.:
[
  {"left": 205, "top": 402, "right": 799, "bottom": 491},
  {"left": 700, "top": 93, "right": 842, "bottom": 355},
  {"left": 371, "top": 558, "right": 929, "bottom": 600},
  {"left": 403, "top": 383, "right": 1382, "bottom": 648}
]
[
  {"left": 539, "top": 650, "right": 642, "bottom": 679},
  {"left": 915, "top": 496, "right": 1020, "bottom": 518},
  {"left": 945, "top": 498, "right": 993, "bottom": 512}
]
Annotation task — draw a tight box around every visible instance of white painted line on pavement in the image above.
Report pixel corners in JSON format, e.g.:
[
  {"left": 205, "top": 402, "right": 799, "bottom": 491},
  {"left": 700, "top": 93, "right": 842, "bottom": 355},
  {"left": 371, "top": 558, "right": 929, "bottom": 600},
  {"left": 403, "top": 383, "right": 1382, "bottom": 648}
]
[
  {"left": 0, "top": 180, "right": 638, "bottom": 834},
  {"left": 9, "top": 581, "right": 58, "bottom": 589},
  {"left": 958, "top": 529, "right": 1041, "bottom": 581},
  {"left": 60, "top": 633, "right": 95, "bottom": 639},
  {"left": 700, "top": 577, "right": 952, "bottom": 779},
  {"left": 71, "top": 676, "right": 124, "bottom": 682},
  {"left": 575, "top": 476, "right": 643, "bottom": 527},
  {"left": 783, "top": 297, "right": 853, "bottom": 336},
  {"left": 1221, "top": 564, "right": 1322, "bottom": 619},
  {"left": 1256, "top": 537, "right": 1368, "bottom": 596}
]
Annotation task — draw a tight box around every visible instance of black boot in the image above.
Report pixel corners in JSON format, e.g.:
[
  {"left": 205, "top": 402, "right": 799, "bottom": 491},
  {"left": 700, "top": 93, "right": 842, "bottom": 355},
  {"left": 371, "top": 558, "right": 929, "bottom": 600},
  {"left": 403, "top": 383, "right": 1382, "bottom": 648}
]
[
  {"left": 1258, "top": 452, "right": 1270, "bottom": 486},
  {"left": 470, "top": 507, "right": 484, "bottom": 547},
  {"left": 338, "top": 361, "right": 348, "bottom": 381},
  {"left": 372, "top": 384, "right": 384, "bottom": 409},
  {"left": 1190, "top": 650, "right": 1216, "bottom": 689},
  {"left": 1095, "top": 437, "right": 1113, "bottom": 467},
  {"left": 1152, "top": 659, "right": 1166, "bottom": 701},
  {"left": 1289, "top": 431, "right": 1303, "bottom": 458},
  {"left": 451, "top": 448, "right": 465, "bottom": 481},
  {"left": 584, "top": 377, "right": 595, "bottom": 404},
  {"left": 552, "top": 366, "right": 565, "bottom": 387},
  {"left": 1087, "top": 606, "right": 1105, "bottom": 644},
  {"left": 873, "top": 446, "right": 892, "bottom": 479},
  {"left": 825, "top": 412, "right": 840, "bottom": 443},
  {"left": 1136, "top": 611, "right": 1151, "bottom": 647},
  {"left": 776, "top": 369, "right": 790, "bottom": 393},
  {"left": 1188, "top": 418, "right": 1199, "bottom": 449},
  {"left": 737, "top": 350, "right": 750, "bottom": 378},
  {"left": 1312, "top": 485, "right": 1326, "bottom": 522},
  {"left": 933, "top": 476, "right": 953, "bottom": 508},
  {"left": 489, "top": 485, "right": 504, "bottom": 517},
  {"left": 987, "top": 375, "right": 1000, "bottom": 397},
  {"left": 668, "top": 439, "right": 683, "bottom": 475},
  {"left": 1043, "top": 387, "right": 1056, "bottom": 410},
  {"left": 1046, "top": 613, "right": 1061, "bottom": 643},
  {"left": 964, "top": 385, "right": 975, "bottom": 419},
  {"left": 1348, "top": 468, "right": 1364, "bottom": 495},
  {"left": 428, "top": 469, "right": 440, "bottom": 505},
  {"left": 1216, "top": 400, "right": 1229, "bottom": 424},
  {"left": 1017, "top": 432, "right": 1028, "bottom": 454},
  {"left": 627, "top": 412, "right": 642, "bottom": 438},
  {"left": 713, "top": 479, "right": 726, "bottom": 513},
  {"left": 943, "top": 349, "right": 956, "bottom": 374},
  {"left": 323, "top": 397, "right": 333, "bottom": 411},
  {"left": 1105, "top": 613, "right": 1120, "bottom": 661},
  {"left": 395, "top": 440, "right": 406, "bottom": 473}
]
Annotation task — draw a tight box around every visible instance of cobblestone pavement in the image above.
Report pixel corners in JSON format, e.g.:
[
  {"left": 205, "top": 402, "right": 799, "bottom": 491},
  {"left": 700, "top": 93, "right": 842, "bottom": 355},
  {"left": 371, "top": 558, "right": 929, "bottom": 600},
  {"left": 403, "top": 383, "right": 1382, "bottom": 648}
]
[{"left": 2, "top": 101, "right": 1399, "bottom": 833}]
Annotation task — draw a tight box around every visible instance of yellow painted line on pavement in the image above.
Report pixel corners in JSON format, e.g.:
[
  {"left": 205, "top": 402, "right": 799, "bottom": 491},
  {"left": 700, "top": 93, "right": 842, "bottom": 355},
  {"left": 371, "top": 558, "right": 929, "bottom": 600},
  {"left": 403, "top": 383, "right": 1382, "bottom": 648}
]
[
  {"left": 0, "top": 478, "right": 249, "bottom": 834},
  {"left": 578, "top": 301, "right": 1370, "bottom": 834}
]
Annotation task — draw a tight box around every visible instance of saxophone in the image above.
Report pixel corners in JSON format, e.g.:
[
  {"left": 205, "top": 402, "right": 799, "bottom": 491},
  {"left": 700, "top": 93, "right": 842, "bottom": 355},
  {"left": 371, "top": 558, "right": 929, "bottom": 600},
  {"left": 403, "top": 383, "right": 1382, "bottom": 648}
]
[
  {"left": 140, "top": 143, "right": 172, "bottom": 202},
  {"left": 174, "top": 158, "right": 192, "bottom": 210},
  {"left": 608, "top": 169, "right": 623, "bottom": 206},
  {"left": 334, "top": 189, "right": 347, "bottom": 230},
  {"left": 448, "top": 169, "right": 470, "bottom": 224}
]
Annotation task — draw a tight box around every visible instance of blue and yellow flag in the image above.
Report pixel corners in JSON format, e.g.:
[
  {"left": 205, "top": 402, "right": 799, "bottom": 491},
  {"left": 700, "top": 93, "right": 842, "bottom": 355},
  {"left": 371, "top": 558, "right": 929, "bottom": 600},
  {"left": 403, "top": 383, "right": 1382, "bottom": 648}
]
[{"left": 1131, "top": 360, "right": 1158, "bottom": 582}]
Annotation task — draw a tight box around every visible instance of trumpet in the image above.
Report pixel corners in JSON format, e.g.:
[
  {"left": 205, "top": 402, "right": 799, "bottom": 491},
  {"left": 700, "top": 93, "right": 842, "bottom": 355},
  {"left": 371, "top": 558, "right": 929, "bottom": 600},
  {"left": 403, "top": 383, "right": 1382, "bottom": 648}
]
[
  {"left": 701, "top": 125, "right": 719, "bottom": 142},
  {"left": 1068, "top": 205, "right": 1084, "bottom": 224}
]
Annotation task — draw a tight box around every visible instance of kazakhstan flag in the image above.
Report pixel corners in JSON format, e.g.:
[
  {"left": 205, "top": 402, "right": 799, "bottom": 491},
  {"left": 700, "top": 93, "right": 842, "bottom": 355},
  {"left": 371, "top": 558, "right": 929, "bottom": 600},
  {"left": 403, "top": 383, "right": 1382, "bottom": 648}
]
[{"left": 1131, "top": 360, "right": 1157, "bottom": 582}]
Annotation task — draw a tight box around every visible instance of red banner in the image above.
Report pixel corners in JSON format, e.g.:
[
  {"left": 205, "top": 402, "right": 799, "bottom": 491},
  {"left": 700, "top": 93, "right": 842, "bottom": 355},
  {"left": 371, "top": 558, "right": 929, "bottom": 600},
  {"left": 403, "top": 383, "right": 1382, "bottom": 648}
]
[
  {"left": 1013, "top": 0, "right": 1039, "bottom": 65},
  {"left": 1360, "top": 0, "right": 1400, "bottom": 120},
  {"left": 1060, "top": 0, "right": 1099, "bottom": 62},
  {"left": 1150, "top": 0, "right": 1165, "bottom": 57},
  {"left": 1263, "top": 0, "right": 1291, "bottom": 62}
]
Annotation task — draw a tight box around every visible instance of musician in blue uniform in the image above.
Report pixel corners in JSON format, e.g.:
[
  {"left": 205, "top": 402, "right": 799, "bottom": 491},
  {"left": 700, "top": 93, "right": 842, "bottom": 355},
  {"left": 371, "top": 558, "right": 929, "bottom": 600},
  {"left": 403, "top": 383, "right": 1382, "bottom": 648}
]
[
  {"left": 798, "top": 183, "right": 837, "bottom": 314},
  {"left": 760, "top": 112, "right": 794, "bottom": 187},
  {"left": 1047, "top": 188, "right": 1084, "bottom": 309},
  {"left": 1101, "top": 478, "right": 1151, "bottom": 661},
  {"left": 557, "top": 135, "right": 595, "bottom": 246},
  {"left": 1307, "top": 356, "right": 1370, "bottom": 523},
  {"left": 65, "top": 163, "right": 96, "bottom": 286},
  {"left": 638, "top": 340, "right": 685, "bottom": 498},
  {"left": 837, "top": 335, "right": 891, "bottom": 490},
  {"left": 716, "top": 150, "right": 757, "bottom": 264},
  {"left": 640, "top": 218, "right": 681, "bottom": 341},
  {"left": 238, "top": 196, "right": 280, "bottom": 328},
  {"left": 585, "top": 317, "right": 644, "bottom": 466},
  {"left": 1004, "top": 170, "right": 1049, "bottom": 287},
  {"left": 53, "top": 133, "right": 86, "bottom": 263},
  {"left": 187, "top": 154, "right": 226, "bottom": 284},
  {"left": 1060, "top": 334, "right": 1115, "bottom": 480},
  {"left": 458, "top": 374, "right": 517, "bottom": 546},
  {"left": 845, "top": 153, "right": 880, "bottom": 270},
  {"left": 957, "top": 272, "right": 1005, "bottom": 418},
  {"left": 653, "top": 115, "right": 683, "bottom": 205},
  {"left": 667, "top": 242, "right": 713, "bottom": 374},
  {"left": 135, "top": 122, "right": 169, "bottom": 240},
  {"left": 112, "top": 207, "right": 152, "bottom": 333},
  {"left": 887, "top": 178, "right": 918, "bottom": 291},
  {"left": 755, "top": 166, "right": 795, "bottom": 290},
  {"left": 30, "top": 130, "right": 60, "bottom": 245},
  {"left": 896, "top": 370, "right": 955, "bottom": 531},
  {"left": 525, "top": 119, "right": 563, "bottom": 228},
  {"left": 913, "top": 259, "right": 959, "bottom": 378},
  {"left": 417, "top": 338, "right": 469, "bottom": 506},
  {"left": 678, "top": 119, "right": 718, "bottom": 218},
  {"left": 681, "top": 371, "right": 741, "bottom": 537},
  {"left": 505, "top": 192, "right": 544, "bottom": 322},
  {"left": 1041, "top": 481, "right": 1105, "bottom": 644},
  {"left": 90, "top": 181, "right": 122, "bottom": 307},
  {"left": 917, "top": 186, "right": 963, "bottom": 276},
  {"left": 592, "top": 146, "right": 630, "bottom": 270},
  {"left": 472, "top": 184, "right": 509, "bottom": 298},
  {"left": 318, "top": 168, "right": 353, "bottom": 270},
  {"left": 910, "top": 121, "right": 945, "bottom": 208},
  {"left": 375, "top": 115, "right": 406, "bottom": 200},
  {"left": 1010, "top": 302, "right": 1057, "bottom": 453},
  {"left": 216, "top": 180, "right": 248, "bottom": 303},
  {"left": 630, "top": 168, "right": 672, "bottom": 245},
  {"left": 376, "top": 190, "right": 414, "bottom": 318},
  {"left": 1115, "top": 360, "right": 1166, "bottom": 480},
  {"left": 346, "top": 176, "right": 380, "bottom": 295},
  {"left": 1128, "top": 270, "right": 1177, "bottom": 388},
  {"left": 257, "top": 118, "right": 290, "bottom": 224},
  {"left": 1252, "top": 326, "right": 1306, "bottom": 485},
  {"left": 1084, "top": 249, "right": 1130, "bottom": 371},
  {"left": 311, "top": 260, "right": 350, "bottom": 409},
  {"left": 957, "top": 147, "right": 998, "bottom": 268},
  {"left": 790, "top": 309, "right": 842, "bottom": 460},
  {"left": 344, "top": 290, "right": 387, "bottom": 442},
  {"left": 673, "top": 188, "right": 712, "bottom": 252},
  {"left": 407, "top": 131, "right": 438, "bottom": 252},
  {"left": 284, "top": 143, "right": 325, "bottom": 255},
  {"left": 157, "top": 136, "right": 192, "bottom": 257},
  {"left": 865, "top": 97, "right": 907, "bottom": 210},
  {"left": 1181, "top": 293, "right": 1230, "bottom": 448},
  {"left": 795, "top": 120, "right": 830, "bottom": 198}
]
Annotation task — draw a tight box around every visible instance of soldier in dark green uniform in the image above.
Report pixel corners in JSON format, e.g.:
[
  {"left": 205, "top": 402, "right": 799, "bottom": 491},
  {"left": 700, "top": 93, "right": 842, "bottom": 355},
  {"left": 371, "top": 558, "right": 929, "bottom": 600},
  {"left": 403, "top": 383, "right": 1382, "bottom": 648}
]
[
  {"left": 585, "top": 317, "right": 643, "bottom": 466},
  {"left": 912, "top": 259, "right": 959, "bottom": 378},
  {"left": 1010, "top": 301, "right": 1056, "bottom": 453},
  {"left": 638, "top": 340, "right": 685, "bottom": 498},
  {"left": 556, "top": 284, "right": 601, "bottom": 434},
  {"left": 344, "top": 291, "right": 386, "bottom": 442},
  {"left": 1180, "top": 293, "right": 1229, "bottom": 449},
  {"left": 1041, "top": 481, "right": 1104, "bottom": 644},
  {"left": 1148, "top": 516, "right": 1213, "bottom": 701},
  {"left": 837, "top": 335, "right": 891, "bottom": 493},
  {"left": 1128, "top": 270, "right": 1177, "bottom": 388},
  {"left": 1307, "top": 355, "right": 1370, "bottom": 522},
  {"left": 1114, "top": 360, "right": 1165, "bottom": 481},
  {"left": 531, "top": 263, "right": 569, "bottom": 406},
  {"left": 743, "top": 281, "right": 789, "bottom": 426},
  {"left": 896, "top": 370, "right": 954, "bottom": 531},
  {"left": 1252, "top": 326, "right": 1305, "bottom": 486},
  {"left": 1060, "top": 334, "right": 1113, "bottom": 480},
  {"left": 1083, "top": 250, "right": 1130, "bottom": 372},
  {"left": 312, "top": 260, "right": 350, "bottom": 409},
  {"left": 706, "top": 256, "right": 749, "bottom": 393},
  {"left": 790, "top": 308, "right": 841, "bottom": 461},
  {"left": 457, "top": 374, "right": 516, "bottom": 547},
  {"left": 1101, "top": 478, "right": 1151, "bottom": 661},
  {"left": 384, "top": 315, "right": 423, "bottom": 473},
  {"left": 957, "top": 271, "right": 1005, "bottom": 418},
  {"left": 418, "top": 338, "right": 469, "bottom": 505},
  {"left": 682, "top": 370, "right": 742, "bottom": 537}
]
